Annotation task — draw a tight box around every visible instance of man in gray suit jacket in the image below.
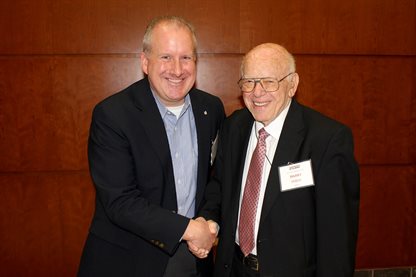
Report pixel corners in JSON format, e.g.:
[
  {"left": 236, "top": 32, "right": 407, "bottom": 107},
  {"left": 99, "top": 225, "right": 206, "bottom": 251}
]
[
  {"left": 199, "top": 43, "right": 359, "bottom": 277},
  {"left": 78, "top": 16, "right": 224, "bottom": 277}
]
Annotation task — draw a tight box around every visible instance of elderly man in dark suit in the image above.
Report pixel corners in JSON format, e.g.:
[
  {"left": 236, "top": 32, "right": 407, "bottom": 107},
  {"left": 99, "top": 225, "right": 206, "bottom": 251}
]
[
  {"left": 199, "top": 43, "right": 360, "bottom": 277},
  {"left": 78, "top": 16, "right": 225, "bottom": 277}
]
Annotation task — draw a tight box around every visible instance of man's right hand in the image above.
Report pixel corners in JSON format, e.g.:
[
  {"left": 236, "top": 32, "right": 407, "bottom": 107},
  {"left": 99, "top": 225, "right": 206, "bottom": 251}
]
[{"left": 183, "top": 217, "right": 218, "bottom": 258}]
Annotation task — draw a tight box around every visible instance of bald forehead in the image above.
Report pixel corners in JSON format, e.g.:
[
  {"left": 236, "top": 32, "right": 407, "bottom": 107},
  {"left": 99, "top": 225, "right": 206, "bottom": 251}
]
[
  {"left": 249, "top": 44, "right": 281, "bottom": 55},
  {"left": 241, "top": 43, "right": 294, "bottom": 76},
  {"left": 247, "top": 44, "right": 289, "bottom": 64}
]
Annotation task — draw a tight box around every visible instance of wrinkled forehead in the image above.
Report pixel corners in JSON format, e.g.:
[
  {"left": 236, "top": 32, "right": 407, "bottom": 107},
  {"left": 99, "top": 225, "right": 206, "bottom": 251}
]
[{"left": 242, "top": 48, "right": 288, "bottom": 77}]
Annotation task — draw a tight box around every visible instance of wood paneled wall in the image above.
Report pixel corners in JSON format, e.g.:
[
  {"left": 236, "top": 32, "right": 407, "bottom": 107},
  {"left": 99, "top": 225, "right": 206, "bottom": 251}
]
[{"left": 0, "top": 0, "right": 415, "bottom": 275}]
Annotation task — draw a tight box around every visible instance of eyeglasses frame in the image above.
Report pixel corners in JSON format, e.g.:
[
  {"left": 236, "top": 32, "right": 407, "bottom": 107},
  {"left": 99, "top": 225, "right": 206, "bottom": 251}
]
[{"left": 238, "top": 72, "right": 295, "bottom": 93}]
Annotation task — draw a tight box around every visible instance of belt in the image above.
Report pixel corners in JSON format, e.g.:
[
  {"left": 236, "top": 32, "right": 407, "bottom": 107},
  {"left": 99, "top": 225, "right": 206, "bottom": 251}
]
[{"left": 234, "top": 244, "right": 259, "bottom": 271}]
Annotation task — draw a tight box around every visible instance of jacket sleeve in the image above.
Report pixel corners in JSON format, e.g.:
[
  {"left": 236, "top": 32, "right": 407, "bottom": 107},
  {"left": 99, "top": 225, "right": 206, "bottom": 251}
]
[
  {"left": 198, "top": 123, "right": 226, "bottom": 224},
  {"left": 315, "top": 125, "right": 360, "bottom": 276}
]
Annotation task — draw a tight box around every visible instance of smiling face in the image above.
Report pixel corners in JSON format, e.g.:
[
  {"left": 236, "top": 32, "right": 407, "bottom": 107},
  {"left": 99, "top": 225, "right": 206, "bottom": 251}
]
[
  {"left": 241, "top": 44, "right": 299, "bottom": 126},
  {"left": 141, "top": 22, "right": 196, "bottom": 107}
]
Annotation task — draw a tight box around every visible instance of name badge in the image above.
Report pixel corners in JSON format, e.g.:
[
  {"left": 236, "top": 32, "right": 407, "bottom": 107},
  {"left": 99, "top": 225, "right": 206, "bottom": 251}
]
[{"left": 279, "top": 159, "right": 314, "bottom": 192}]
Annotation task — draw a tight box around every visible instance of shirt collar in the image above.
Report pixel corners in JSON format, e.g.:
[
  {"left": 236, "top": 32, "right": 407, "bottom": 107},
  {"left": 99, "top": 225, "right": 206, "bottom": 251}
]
[
  {"left": 151, "top": 89, "right": 192, "bottom": 119},
  {"left": 254, "top": 99, "right": 291, "bottom": 139}
]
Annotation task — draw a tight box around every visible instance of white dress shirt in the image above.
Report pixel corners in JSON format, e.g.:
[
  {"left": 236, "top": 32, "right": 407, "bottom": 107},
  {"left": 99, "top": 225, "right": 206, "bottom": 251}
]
[{"left": 236, "top": 101, "right": 291, "bottom": 255}]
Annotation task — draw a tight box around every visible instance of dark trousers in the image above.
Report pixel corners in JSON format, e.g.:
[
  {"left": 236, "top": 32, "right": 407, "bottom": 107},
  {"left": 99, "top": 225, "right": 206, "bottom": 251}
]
[
  {"left": 230, "top": 246, "right": 260, "bottom": 277},
  {"left": 163, "top": 242, "right": 200, "bottom": 277},
  {"left": 79, "top": 233, "right": 201, "bottom": 277}
]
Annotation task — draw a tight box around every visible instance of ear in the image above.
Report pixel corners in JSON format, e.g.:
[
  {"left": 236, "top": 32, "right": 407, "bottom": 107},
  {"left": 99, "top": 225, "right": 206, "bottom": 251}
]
[
  {"left": 140, "top": 52, "right": 149, "bottom": 75},
  {"left": 288, "top": 73, "right": 299, "bottom": 98}
]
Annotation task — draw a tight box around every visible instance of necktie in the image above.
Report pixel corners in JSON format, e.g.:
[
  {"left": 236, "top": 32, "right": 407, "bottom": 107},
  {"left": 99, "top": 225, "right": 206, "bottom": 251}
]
[{"left": 239, "top": 127, "right": 269, "bottom": 256}]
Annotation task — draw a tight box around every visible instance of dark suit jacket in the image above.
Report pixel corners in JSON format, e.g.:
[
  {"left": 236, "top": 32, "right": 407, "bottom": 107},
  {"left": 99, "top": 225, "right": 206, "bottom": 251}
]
[
  {"left": 201, "top": 99, "right": 360, "bottom": 277},
  {"left": 78, "top": 78, "right": 225, "bottom": 277}
]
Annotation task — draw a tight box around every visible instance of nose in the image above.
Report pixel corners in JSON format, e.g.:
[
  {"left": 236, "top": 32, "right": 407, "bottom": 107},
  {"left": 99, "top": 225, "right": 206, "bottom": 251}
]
[
  {"left": 252, "top": 81, "right": 266, "bottom": 97},
  {"left": 171, "top": 58, "right": 183, "bottom": 76}
]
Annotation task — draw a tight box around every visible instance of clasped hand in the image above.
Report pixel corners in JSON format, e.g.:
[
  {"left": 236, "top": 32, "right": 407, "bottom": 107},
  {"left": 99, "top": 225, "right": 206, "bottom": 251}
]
[{"left": 183, "top": 217, "right": 218, "bottom": 259}]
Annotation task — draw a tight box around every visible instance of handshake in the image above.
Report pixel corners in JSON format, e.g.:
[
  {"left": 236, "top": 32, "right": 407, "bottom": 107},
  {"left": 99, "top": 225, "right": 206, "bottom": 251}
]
[{"left": 182, "top": 217, "right": 219, "bottom": 259}]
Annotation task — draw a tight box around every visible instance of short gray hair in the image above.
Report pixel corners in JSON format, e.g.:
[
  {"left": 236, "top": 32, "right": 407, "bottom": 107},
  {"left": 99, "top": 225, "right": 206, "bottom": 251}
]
[{"left": 142, "top": 16, "right": 197, "bottom": 55}]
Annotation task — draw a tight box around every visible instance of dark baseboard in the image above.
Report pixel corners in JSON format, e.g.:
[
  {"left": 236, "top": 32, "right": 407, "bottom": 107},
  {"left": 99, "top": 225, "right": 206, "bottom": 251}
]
[{"left": 354, "top": 267, "right": 416, "bottom": 277}]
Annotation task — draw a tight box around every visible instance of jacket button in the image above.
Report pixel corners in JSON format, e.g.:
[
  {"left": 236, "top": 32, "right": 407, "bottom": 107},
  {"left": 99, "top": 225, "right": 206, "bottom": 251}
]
[{"left": 224, "top": 264, "right": 229, "bottom": 269}]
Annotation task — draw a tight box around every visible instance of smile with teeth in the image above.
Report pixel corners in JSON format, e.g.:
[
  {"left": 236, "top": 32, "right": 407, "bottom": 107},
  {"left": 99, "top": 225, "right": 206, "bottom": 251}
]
[
  {"left": 253, "top": 101, "right": 268, "bottom": 107},
  {"left": 167, "top": 78, "right": 184, "bottom": 84}
]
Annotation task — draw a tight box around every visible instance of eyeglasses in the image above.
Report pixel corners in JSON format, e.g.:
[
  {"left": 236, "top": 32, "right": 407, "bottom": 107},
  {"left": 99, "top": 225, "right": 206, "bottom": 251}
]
[{"left": 238, "top": 72, "right": 295, "bottom": 93}]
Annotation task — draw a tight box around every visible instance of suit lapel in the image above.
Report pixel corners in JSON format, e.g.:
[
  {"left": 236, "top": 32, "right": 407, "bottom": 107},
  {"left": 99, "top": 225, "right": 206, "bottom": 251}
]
[
  {"left": 190, "top": 90, "right": 212, "bottom": 210},
  {"left": 231, "top": 110, "right": 255, "bottom": 224},
  {"left": 131, "top": 79, "right": 176, "bottom": 196},
  {"left": 260, "top": 100, "right": 306, "bottom": 224}
]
